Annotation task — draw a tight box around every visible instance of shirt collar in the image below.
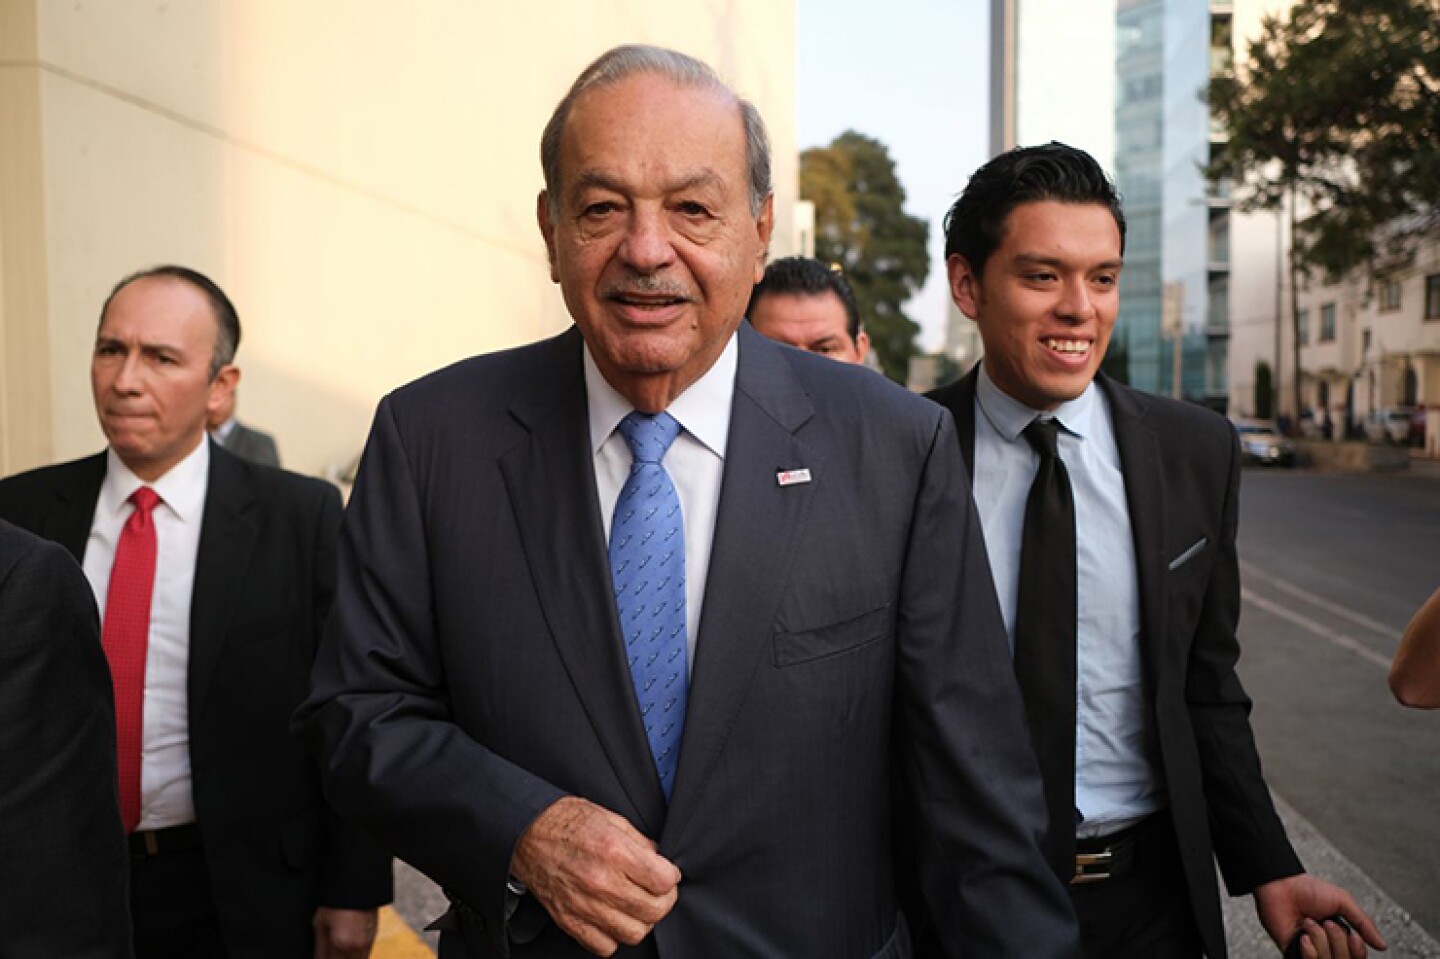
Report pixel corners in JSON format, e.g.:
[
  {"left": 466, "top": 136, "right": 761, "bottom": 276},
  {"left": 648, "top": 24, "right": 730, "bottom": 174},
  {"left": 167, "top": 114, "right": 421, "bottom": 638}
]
[
  {"left": 212, "top": 416, "right": 237, "bottom": 441},
  {"left": 975, "top": 362, "right": 1098, "bottom": 443},
  {"left": 584, "top": 332, "right": 737, "bottom": 459},
  {"left": 100, "top": 436, "right": 210, "bottom": 523}
]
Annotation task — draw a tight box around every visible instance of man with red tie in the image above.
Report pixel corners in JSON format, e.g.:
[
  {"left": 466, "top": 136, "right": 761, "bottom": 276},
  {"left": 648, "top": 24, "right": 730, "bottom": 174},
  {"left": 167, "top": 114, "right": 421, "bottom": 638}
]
[{"left": 0, "top": 266, "right": 391, "bottom": 959}]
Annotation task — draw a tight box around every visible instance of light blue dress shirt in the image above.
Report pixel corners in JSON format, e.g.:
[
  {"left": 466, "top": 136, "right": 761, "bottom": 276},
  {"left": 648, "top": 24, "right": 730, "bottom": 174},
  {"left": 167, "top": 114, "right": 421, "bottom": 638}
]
[{"left": 970, "top": 366, "right": 1164, "bottom": 837}]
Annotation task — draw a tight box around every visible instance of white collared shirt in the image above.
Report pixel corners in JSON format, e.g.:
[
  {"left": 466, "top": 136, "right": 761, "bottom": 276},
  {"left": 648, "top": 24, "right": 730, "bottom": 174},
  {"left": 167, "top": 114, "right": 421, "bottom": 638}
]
[
  {"left": 586, "top": 334, "right": 735, "bottom": 670},
  {"left": 83, "top": 438, "right": 209, "bottom": 831},
  {"left": 211, "top": 416, "right": 237, "bottom": 443},
  {"left": 970, "top": 365, "right": 1163, "bottom": 837}
]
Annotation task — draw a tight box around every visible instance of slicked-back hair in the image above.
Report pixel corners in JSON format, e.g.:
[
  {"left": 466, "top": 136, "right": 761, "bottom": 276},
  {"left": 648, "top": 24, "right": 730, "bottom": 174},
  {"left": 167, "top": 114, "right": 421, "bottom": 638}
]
[
  {"left": 100, "top": 265, "right": 240, "bottom": 380},
  {"left": 747, "top": 257, "right": 862, "bottom": 340},
  {"left": 540, "top": 44, "right": 772, "bottom": 218},
  {"left": 943, "top": 141, "right": 1126, "bottom": 277}
]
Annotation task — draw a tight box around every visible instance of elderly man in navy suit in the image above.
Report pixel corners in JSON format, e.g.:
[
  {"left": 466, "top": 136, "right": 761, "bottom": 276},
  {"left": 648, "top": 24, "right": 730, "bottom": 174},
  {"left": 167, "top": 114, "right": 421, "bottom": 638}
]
[{"left": 297, "top": 44, "right": 1077, "bottom": 959}]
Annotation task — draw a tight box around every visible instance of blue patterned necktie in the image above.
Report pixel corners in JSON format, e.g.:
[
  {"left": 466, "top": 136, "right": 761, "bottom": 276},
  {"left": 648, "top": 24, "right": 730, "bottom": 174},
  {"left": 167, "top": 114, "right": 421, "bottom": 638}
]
[{"left": 610, "top": 411, "right": 689, "bottom": 800}]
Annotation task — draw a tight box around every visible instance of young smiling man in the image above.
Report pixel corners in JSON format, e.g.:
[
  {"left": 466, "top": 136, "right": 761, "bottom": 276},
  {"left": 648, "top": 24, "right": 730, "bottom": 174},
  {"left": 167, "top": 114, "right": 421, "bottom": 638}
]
[{"left": 926, "top": 143, "right": 1383, "bottom": 959}]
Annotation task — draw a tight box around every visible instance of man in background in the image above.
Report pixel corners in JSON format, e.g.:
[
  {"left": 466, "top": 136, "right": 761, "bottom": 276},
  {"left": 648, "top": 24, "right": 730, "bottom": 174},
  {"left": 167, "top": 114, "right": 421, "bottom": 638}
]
[
  {"left": 0, "top": 265, "right": 391, "bottom": 959},
  {"left": 0, "top": 518, "right": 132, "bottom": 958},
  {"left": 927, "top": 142, "right": 1382, "bottom": 959},
  {"left": 208, "top": 382, "right": 280, "bottom": 467},
  {"left": 747, "top": 255, "right": 870, "bottom": 364}
]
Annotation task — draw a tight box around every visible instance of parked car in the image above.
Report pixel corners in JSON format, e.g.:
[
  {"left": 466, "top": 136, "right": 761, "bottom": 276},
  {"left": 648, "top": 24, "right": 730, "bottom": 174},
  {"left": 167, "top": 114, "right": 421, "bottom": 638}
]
[
  {"left": 1364, "top": 407, "right": 1420, "bottom": 445},
  {"left": 1233, "top": 419, "right": 1297, "bottom": 466}
]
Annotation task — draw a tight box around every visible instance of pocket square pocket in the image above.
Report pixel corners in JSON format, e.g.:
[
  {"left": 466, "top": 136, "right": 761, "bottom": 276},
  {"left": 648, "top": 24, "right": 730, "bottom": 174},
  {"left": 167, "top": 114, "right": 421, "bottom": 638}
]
[
  {"left": 1167, "top": 537, "right": 1209, "bottom": 571},
  {"left": 773, "top": 604, "right": 892, "bottom": 667}
]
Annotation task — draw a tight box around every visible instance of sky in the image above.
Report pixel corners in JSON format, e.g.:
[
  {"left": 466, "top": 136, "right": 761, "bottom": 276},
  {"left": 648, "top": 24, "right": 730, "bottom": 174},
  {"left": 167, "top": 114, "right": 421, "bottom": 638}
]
[{"left": 797, "top": 0, "right": 993, "bottom": 352}]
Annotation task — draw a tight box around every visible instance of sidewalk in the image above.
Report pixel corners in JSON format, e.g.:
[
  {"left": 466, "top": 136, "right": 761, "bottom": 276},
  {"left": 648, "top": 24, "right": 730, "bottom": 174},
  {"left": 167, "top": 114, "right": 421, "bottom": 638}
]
[{"left": 1410, "top": 452, "right": 1440, "bottom": 481}]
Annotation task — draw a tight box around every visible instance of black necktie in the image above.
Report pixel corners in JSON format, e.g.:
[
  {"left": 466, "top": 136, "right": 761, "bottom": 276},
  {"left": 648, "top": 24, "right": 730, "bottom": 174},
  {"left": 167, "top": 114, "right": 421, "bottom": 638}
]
[{"left": 1014, "top": 417, "right": 1078, "bottom": 881}]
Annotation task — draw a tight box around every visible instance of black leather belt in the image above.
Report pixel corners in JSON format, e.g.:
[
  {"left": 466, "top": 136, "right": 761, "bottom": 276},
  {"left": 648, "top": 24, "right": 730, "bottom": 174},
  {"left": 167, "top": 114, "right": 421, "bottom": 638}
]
[
  {"left": 129, "top": 823, "right": 201, "bottom": 859},
  {"left": 1070, "top": 813, "right": 1162, "bottom": 885}
]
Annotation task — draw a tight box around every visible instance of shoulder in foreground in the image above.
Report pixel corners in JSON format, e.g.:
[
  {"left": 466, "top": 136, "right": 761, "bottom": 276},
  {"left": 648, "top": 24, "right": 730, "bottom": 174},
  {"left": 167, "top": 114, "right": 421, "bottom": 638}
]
[{"left": 0, "top": 518, "right": 73, "bottom": 581}]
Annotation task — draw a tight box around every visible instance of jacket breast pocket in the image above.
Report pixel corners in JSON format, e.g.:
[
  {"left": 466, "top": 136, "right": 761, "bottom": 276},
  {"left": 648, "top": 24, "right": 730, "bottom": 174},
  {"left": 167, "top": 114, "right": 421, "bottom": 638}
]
[{"left": 773, "top": 604, "right": 893, "bottom": 668}]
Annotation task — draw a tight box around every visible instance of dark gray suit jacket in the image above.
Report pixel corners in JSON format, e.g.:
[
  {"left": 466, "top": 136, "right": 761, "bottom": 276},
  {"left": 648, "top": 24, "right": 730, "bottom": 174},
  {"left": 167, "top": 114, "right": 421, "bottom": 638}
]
[
  {"left": 0, "top": 442, "right": 392, "bottom": 958},
  {"left": 219, "top": 420, "right": 281, "bottom": 467},
  {"left": 298, "top": 324, "right": 1079, "bottom": 958},
  {"left": 0, "top": 520, "right": 132, "bottom": 959},
  {"left": 928, "top": 367, "right": 1303, "bottom": 959}
]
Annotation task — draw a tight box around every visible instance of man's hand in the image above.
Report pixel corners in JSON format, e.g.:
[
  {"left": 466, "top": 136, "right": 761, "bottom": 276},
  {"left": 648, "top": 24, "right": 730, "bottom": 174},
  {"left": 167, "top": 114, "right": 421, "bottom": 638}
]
[
  {"left": 1253, "top": 874, "right": 1387, "bottom": 958},
  {"left": 312, "top": 906, "right": 379, "bottom": 959},
  {"left": 512, "top": 796, "right": 681, "bottom": 956}
]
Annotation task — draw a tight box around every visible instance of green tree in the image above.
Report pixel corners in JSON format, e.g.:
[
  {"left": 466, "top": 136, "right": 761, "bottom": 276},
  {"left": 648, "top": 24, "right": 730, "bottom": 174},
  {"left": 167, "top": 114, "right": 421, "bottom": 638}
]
[
  {"left": 801, "top": 132, "right": 930, "bottom": 382},
  {"left": 1206, "top": 0, "right": 1440, "bottom": 422}
]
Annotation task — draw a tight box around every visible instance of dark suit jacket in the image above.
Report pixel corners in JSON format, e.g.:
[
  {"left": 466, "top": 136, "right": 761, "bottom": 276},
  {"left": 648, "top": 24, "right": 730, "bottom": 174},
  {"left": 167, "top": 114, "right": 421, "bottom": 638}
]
[
  {"left": 0, "top": 442, "right": 392, "bottom": 959},
  {"left": 220, "top": 420, "right": 281, "bottom": 468},
  {"left": 0, "top": 520, "right": 132, "bottom": 959},
  {"left": 297, "top": 324, "right": 1079, "bottom": 958},
  {"left": 928, "top": 367, "right": 1303, "bottom": 959}
]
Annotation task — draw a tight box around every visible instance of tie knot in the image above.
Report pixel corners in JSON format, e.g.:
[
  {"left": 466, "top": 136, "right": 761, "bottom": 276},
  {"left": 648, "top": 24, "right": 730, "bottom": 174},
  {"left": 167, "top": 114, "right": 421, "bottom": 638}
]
[
  {"left": 1022, "top": 417, "right": 1062, "bottom": 460},
  {"left": 618, "top": 412, "right": 682, "bottom": 464},
  {"left": 129, "top": 486, "right": 161, "bottom": 514}
]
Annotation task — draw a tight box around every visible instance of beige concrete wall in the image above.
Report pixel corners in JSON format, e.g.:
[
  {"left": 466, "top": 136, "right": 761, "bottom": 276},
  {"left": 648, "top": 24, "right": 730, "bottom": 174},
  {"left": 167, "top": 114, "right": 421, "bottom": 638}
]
[
  {"left": 0, "top": 0, "right": 55, "bottom": 476},
  {"left": 0, "top": 0, "right": 798, "bottom": 477}
]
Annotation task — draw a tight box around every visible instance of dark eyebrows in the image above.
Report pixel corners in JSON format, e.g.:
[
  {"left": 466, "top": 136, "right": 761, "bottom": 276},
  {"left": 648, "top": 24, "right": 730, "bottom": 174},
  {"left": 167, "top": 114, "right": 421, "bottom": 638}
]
[
  {"left": 1013, "top": 253, "right": 1124, "bottom": 271},
  {"left": 94, "top": 335, "right": 185, "bottom": 357},
  {"left": 567, "top": 169, "right": 726, "bottom": 204}
]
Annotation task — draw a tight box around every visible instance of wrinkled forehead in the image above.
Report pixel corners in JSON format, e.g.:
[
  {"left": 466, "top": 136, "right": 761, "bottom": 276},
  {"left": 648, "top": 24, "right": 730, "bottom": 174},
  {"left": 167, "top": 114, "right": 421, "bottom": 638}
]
[
  {"left": 558, "top": 74, "right": 746, "bottom": 181},
  {"left": 99, "top": 277, "right": 218, "bottom": 348}
]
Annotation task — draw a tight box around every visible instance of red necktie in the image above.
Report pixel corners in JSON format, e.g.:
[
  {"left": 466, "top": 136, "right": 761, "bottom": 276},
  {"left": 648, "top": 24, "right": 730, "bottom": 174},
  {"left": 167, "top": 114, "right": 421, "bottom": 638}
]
[{"left": 101, "top": 486, "right": 161, "bottom": 832}]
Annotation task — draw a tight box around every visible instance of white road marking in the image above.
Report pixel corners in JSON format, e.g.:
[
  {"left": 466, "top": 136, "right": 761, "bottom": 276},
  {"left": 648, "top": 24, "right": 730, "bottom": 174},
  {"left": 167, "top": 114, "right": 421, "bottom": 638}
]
[
  {"left": 1240, "top": 560, "right": 1399, "bottom": 637},
  {"left": 1240, "top": 586, "right": 1393, "bottom": 670}
]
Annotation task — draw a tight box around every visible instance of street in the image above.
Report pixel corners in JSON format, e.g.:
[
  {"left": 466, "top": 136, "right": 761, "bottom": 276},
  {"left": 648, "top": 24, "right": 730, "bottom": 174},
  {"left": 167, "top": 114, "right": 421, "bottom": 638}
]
[
  {"left": 1232, "top": 467, "right": 1440, "bottom": 941},
  {"left": 379, "top": 466, "right": 1440, "bottom": 957}
]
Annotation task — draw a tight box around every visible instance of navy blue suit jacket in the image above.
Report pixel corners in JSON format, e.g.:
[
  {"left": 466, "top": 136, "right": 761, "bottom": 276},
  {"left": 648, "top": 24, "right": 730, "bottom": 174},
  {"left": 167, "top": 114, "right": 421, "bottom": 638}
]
[{"left": 299, "top": 324, "right": 1079, "bottom": 958}]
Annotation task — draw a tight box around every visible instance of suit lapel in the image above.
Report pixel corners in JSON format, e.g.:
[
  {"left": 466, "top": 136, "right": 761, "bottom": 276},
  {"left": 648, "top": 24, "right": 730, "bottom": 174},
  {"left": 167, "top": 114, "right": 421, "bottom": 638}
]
[
  {"left": 499, "top": 329, "right": 668, "bottom": 833},
  {"left": 950, "top": 366, "right": 980, "bottom": 476},
  {"left": 1100, "top": 375, "right": 1166, "bottom": 691},
  {"left": 188, "top": 442, "right": 259, "bottom": 720},
  {"left": 663, "top": 326, "right": 817, "bottom": 844},
  {"left": 43, "top": 454, "right": 107, "bottom": 561}
]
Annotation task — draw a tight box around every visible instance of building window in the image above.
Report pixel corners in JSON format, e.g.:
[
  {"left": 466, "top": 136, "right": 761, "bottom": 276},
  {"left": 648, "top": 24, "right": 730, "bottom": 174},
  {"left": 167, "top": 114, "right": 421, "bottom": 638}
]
[
  {"left": 1379, "top": 278, "right": 1402, "bottom": 312},
  {"left": 1320, "top": 303, "right": 1337, "bottom": 342},
  {"left": 1362, "top": 328, "right": 1372, "bottom": 356},
  {"left": 1426, "top": 273, "right": 1440, "bottom": 320},
  {"left": 1297, "top": 308, "right": 1309, "bottom": 345}
]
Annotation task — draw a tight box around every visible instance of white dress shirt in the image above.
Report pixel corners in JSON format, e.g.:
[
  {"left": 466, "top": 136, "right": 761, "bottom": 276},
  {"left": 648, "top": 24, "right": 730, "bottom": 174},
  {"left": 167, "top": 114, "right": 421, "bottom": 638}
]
[
  {"left": 970, "top": 365, "right": 1163, "bottom": 837},
  {"left": 586, "top": 334, "right": 735, "bottom": 670},
  {"left": 83, "top": 439, "right": 209, "bottom": 831}
]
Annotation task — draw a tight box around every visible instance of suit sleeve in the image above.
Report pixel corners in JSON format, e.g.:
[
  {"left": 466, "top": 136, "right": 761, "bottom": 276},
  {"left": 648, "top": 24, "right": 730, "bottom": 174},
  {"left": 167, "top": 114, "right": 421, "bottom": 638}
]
[
  {"left": 296, "top": 397, "right": 565, "bottom": 943},
  {"left": 308, "top": 483, "right": 395, "bottom": 909},
  {"left": 0, "top": 530, "right": 133, "bottom": 959},
  {"left": 1186, "top": 426, "right": 1302, "bottom": 894},
  {"left": 892, "top": 411, "right": 1080, "bottom": 958}
]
